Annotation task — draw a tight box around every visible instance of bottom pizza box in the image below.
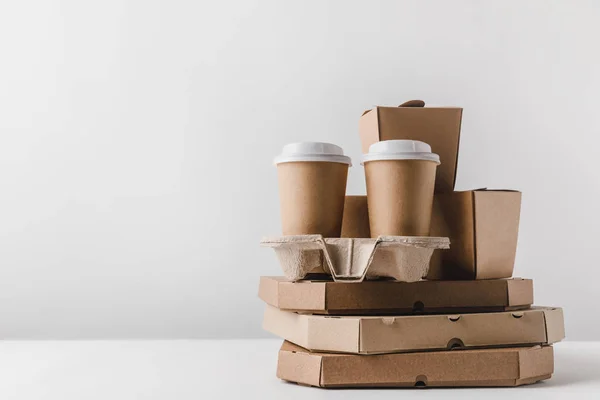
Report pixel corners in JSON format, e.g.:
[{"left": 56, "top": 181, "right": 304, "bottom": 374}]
[{"left": 277, "top": 341, "right": 554, "bottom": 388}]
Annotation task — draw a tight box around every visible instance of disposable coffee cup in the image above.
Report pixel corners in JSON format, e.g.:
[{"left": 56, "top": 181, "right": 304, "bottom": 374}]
[
  {"left": 275, "top": 142, "right": 351, "bottom": 237},
  {"left": 362, "top": 140, "right": 440, "bottom": 237}
]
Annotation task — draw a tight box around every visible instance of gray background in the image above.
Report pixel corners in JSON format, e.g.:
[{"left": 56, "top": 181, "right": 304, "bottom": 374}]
[{"left": 0, "top": 0, "right": 598, "bottom": 339}]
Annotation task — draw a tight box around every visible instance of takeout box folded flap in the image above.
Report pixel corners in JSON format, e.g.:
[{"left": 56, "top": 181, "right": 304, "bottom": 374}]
[{"left": 261, "top": 235, "right": 449, "bottom": 283}]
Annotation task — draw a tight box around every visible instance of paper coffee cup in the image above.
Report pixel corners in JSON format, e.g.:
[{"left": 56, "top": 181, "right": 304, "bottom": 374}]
[
  {"left": 275, "top": 142, "right": 351, "bottom": 237},
  {"left": 362, "top": 140, "right": 439, "bottom": 237}
]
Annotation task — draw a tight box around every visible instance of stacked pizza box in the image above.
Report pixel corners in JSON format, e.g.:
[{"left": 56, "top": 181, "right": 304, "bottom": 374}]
[{"left": 258, "top": 101, "right": 565, "bottom": 388}]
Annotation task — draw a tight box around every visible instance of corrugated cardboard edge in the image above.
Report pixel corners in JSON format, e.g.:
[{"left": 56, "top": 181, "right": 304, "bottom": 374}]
[{"left": 277, "top": 342, "right": 553, "bottom": 388}]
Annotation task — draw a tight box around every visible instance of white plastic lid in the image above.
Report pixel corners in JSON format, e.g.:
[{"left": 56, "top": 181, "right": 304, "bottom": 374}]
[
  {"left": 362, "top": 140, "right": 440, "bottom": 164},
  {"left": 274, "top": 142, "right": 352, "bottom": 165}
]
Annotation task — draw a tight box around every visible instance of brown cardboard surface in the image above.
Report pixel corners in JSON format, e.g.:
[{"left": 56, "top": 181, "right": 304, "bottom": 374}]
[
  {"left": 544, "top": 306, "right": 567, "bottom": 343},
  {"left": 277, "top": 161, "right": 348, "bottom": 237},
  {"left": 359, "top": 103, "right": 463, "bottom": 193},
  {"left": 277, "top": 341, "right": 553, "bottom": 388},
  {"left": 428, "top": 189, "right": 522, "bottom": 280},
  {"left": 340, "top": 196, "right": 370, "bottom": 238},
  {"left": 364, "top": 159, "right": 437, "bottom": 237},
  {"left": 261, "top": 235, "right": 449, "bottom": 282},
  {"left": 258, "top": 276, "right": 534, "bottom": 314},
  {"left": 263, "top": 305, "right": 564, "bottom": 354}
]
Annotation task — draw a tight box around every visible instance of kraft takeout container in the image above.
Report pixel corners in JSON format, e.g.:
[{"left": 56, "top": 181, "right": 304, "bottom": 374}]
[
  {"left": 359, "top": 100, "right": 462, "bottom": 193},
  {"left": 340, "top": 191, "right": 521, "bottom": 280},
  {"left": 261, "top": 235, "right": 450, "bottom": 283},
  {"left": 428, "top": 189, "right": 522, "bottom": 279}
]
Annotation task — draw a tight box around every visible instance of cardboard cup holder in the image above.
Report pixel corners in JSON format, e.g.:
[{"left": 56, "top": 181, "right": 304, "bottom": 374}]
[{"left": 261, "top": 235, "right": 450, "bottom": 283}]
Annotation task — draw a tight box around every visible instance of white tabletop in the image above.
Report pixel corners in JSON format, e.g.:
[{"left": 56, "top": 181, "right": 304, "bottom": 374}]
[{"left": 0, "top": 339, "right": 597, "bottom": 399}]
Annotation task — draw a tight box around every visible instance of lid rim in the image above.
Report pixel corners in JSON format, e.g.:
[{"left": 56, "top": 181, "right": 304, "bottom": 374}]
[
  {"left": 274, "top": 154, "right": 352, "bottom": 166},
  {"left": 362, "top": 153, "right": 440, "bottom": 164},
  {"left": 362, "top": 140, "right": 440, "bottom": 165},
  {"left": 362, "top": 159, "right": 440, "bottom": 165},
  {"left": 275, "top": 142, "right": 352, "bottom": 166}
]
